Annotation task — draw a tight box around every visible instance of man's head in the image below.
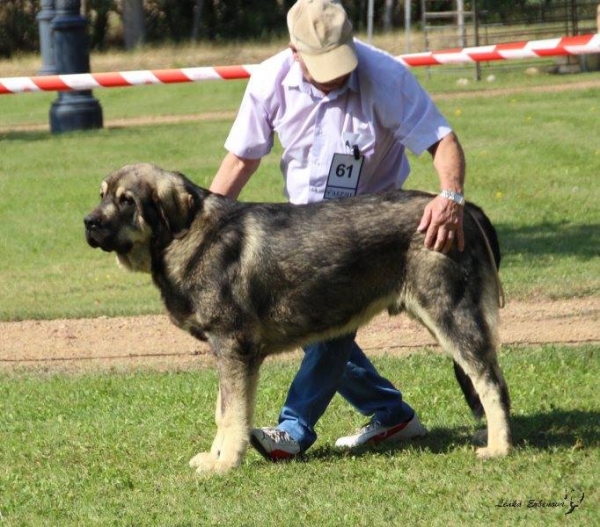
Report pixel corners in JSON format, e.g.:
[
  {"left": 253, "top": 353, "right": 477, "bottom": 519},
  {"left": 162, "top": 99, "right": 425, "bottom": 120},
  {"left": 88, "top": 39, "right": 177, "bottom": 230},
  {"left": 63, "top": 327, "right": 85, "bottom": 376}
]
[{"left": 287, "top": 0, "right": 358, "bottom": 84}]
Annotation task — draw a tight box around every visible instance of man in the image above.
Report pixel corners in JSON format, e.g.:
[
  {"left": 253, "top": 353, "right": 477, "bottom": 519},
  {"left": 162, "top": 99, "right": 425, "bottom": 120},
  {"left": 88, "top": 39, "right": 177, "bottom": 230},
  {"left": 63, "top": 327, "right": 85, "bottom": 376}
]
[{"left": 209, "top": 0, "right": 466, "bottom": 461}]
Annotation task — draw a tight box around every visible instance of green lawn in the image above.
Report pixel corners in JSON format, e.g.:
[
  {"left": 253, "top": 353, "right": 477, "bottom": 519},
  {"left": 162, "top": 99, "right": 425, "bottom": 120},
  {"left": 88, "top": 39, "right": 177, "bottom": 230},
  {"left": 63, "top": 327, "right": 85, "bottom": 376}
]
[
  {"left": 1, "top": 346, "right": 598, "bottom": 525},
  {"left": 0, "top": 54, "right": 598, "bottom": 526},
  {"left": 0, "top": 72, "right": 598, "bottom": 320}
]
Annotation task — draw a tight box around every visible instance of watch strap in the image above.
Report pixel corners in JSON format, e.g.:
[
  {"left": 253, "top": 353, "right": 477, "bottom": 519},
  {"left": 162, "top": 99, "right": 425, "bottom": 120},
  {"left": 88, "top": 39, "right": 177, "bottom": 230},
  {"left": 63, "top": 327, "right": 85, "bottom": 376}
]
[{"left": 440, "top": 189, "right": 465, "bottom": 206}]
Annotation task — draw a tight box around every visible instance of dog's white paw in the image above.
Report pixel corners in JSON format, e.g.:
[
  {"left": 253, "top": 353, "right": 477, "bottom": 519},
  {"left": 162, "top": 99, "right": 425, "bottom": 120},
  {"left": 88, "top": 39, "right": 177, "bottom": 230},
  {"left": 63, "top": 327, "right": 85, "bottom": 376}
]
[
  {"left": 189, "top": 451, "right": 215, "bottom": 469},
  {"left": 189, "top": 451, "right": 239, "bottom": 474},
  {"left": 476, "top": 444, "right": 511, "bottom": 459}
]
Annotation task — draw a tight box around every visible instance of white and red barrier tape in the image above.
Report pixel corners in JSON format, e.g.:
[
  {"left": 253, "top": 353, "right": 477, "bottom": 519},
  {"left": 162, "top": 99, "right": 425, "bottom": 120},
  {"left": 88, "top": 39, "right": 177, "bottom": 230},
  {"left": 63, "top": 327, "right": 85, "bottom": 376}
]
[
  {"left": 1, "top": 34, "right": 599, "bottom": 95},
  {"left": 0, "top": 65, "right": 259, "bottom": 95},
  {"left": 397, "top": 33, "right": 600, "bottom": 66}
]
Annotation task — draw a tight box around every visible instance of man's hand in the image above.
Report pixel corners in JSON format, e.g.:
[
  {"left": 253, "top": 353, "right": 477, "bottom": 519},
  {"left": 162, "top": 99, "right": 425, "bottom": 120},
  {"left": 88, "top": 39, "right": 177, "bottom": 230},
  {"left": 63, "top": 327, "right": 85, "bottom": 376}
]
[{"left": 417, "top": 195, "right": 465, "bottom": 254}]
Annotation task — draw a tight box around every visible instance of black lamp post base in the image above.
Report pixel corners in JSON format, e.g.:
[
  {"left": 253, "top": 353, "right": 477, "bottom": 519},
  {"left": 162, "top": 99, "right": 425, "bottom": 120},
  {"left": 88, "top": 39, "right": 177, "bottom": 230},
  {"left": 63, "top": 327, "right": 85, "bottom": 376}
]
[
  {"left": 50, "top": 92, "right": 104, "bottom": 134},
  {"left": 49, "top": 0, "right": 104, "bottom": 134}
]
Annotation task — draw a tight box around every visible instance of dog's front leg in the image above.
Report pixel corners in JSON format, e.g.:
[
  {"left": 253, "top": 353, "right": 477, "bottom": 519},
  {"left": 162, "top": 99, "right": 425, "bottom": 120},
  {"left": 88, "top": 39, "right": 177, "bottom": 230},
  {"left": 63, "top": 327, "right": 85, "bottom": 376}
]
[
  {"left": 190, "top": 352, "right": 261, "bottom": 474},
  {"left": 189, "top": 385, "right": 224, "bottom": 471}
]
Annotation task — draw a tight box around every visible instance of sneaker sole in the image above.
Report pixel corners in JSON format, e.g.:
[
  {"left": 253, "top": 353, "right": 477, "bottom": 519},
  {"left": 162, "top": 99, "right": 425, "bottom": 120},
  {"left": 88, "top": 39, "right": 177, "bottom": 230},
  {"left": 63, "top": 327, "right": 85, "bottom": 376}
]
[
  {"left": 362, "top": 421, "right": 409, "bottom": 446},
  {"left": 367, "top": 420, "right": 428, "bottom": 446},
  {"left": 336, "top": 418, "right": 428, "bottom": 448},
  {"left": 249, "top": 434, "right": 298, "bottom": 462}
]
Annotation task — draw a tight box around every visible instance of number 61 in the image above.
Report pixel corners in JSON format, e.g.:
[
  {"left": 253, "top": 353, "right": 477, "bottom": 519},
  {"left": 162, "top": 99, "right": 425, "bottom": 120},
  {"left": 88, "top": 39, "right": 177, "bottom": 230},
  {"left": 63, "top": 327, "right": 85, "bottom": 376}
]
[{"left": 336, "top": 164, "right": 354, "bottom": 178}]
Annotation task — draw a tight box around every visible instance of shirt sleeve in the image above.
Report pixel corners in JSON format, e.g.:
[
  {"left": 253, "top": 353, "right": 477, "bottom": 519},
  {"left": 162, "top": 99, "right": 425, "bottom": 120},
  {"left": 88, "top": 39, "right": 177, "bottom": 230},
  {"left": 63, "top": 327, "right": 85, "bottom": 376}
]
[
  {"left": 395, "top": 70, "right": 452, "bottom": 155},
  {"left": 224, "top": 72, "right": 275, "bottom": 160},
  {"left": 371, "top": 59, "right": 452, "bottom": 156}
]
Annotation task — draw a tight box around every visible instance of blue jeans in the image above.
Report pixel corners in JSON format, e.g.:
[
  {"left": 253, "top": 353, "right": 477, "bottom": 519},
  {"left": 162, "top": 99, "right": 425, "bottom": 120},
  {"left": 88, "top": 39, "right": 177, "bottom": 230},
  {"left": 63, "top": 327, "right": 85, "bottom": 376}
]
[{"left": 276, "top": 332, "right": 414, "bottom": 451}]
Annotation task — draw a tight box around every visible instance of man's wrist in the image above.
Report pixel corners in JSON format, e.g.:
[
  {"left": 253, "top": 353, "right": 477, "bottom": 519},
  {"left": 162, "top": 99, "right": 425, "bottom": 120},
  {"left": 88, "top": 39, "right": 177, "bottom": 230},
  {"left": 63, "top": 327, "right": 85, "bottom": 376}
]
[{"left": 439, "top": 189, "right": 465, "bottom": 206}]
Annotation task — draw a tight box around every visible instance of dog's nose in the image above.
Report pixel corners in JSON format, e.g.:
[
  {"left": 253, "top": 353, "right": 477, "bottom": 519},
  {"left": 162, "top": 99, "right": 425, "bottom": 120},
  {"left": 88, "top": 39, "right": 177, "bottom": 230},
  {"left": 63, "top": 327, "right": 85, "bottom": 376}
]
[{"left": 84, "top": 214, "right": 101, "bottom": 231}]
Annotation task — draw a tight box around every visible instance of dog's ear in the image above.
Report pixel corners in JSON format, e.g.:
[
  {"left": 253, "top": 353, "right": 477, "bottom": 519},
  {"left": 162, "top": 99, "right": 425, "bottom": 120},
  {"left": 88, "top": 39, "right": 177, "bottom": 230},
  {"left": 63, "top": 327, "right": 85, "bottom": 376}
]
[{"left": 153, "top": 173, "right": 198, "bottom": 239}]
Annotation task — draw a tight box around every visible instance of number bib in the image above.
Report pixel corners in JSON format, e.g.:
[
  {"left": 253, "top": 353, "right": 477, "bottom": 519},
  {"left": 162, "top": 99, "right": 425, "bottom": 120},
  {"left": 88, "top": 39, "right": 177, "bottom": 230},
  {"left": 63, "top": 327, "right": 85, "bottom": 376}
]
[{"left": 324, "top": 153, "right": 364, "bottom": 200}]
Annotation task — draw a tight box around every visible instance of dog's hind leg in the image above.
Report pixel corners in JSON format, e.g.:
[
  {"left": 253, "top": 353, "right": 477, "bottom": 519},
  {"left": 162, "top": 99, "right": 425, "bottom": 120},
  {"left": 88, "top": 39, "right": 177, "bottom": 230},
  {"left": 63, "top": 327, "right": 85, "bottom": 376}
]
[
  {"left": 408, "top": 298, "right": 511, "bottom": 458},
  {"left": 190, "top": 346, "right": 261, "bottom": 474},
  {"left": 453, "top": 360, "right": 484, "bottom": 419},
  {"left": 454, "top": 350, "right": 511, "bottom": 458}
]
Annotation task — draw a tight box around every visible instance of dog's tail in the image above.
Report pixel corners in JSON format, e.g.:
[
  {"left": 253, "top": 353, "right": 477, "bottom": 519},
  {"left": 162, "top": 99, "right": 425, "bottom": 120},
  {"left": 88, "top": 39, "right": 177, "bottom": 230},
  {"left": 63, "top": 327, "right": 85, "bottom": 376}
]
[
  {"left": 465, "top": 203, "right": 501, "bottom": 269},
  {"left": 465, "top": 204, "right": 504, "bottom": 308}
]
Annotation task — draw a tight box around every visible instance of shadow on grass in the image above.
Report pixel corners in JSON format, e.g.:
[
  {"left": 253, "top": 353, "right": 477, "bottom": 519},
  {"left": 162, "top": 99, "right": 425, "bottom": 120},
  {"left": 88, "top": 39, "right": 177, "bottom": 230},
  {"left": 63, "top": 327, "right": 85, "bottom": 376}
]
[
  {"left": 304, "top": 409, "right": 599, "bottom": 462},
  {"left": 0, "top": 130, "right": 52, "bottom": 142},
  {"left": 496, "top": 221, "right": 599, "bottom": 260},
  {"left": 511, "top": 409, "right": 599, "bottom": 450}
]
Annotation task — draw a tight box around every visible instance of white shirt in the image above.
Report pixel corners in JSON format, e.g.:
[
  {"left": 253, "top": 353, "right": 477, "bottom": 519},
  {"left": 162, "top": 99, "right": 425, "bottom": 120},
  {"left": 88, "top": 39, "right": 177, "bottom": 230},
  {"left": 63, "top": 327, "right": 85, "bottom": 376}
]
[{"left": 225, "top": 39, "right": 452, "bottom": 204}]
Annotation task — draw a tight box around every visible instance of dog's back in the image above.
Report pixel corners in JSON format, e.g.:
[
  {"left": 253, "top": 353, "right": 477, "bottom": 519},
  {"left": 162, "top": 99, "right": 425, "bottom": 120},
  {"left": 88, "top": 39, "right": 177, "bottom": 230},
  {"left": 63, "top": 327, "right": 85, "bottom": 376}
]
[{"left": 173, "top": 189, "right": 501, "bottom": 358}]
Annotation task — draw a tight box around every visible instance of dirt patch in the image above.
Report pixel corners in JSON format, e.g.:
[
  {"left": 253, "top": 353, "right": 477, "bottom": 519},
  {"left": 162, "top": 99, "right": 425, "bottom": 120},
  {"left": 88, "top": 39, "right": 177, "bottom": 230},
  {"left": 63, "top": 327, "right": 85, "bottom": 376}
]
[{"left": 1, "top": 297, "right": 597, "bottom": 374}]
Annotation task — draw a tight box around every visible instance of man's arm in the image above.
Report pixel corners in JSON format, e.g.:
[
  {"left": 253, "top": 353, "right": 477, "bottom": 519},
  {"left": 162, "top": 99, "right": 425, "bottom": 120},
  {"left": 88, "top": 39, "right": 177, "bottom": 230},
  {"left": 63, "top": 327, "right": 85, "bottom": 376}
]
[
  {"left": 417, "top": 132, "right": 466, "bottom": 254},
  {"left": 209, "top": 152, "right": 262, "bottom": 199}
]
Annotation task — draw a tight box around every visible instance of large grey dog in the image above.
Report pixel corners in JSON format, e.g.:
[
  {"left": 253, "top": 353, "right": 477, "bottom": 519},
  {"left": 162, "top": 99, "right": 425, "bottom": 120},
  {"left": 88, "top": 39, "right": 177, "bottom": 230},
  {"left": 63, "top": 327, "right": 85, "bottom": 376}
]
[{"left": 84, "top": 163, "right": 511, "bottom": 473}]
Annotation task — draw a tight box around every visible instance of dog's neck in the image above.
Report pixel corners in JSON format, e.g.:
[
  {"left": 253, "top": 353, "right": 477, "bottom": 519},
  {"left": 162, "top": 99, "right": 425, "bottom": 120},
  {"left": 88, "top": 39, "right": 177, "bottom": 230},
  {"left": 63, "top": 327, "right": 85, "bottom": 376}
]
[{"left": 116, "top": 243, "right": 152, "bottom": 273}]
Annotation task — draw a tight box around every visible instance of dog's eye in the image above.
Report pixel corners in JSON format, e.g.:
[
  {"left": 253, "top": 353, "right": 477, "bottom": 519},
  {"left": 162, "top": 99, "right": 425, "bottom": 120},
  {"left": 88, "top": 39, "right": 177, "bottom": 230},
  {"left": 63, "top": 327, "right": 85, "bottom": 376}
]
[{"left": 119, "top": 194, "right": 135, "bottom": 206}]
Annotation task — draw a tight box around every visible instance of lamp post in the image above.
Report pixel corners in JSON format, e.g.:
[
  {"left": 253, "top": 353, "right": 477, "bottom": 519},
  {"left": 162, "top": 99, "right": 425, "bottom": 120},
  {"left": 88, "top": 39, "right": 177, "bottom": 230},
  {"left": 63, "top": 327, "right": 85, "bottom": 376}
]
[
  {"left": 37, "top": 0, "right": 57, "bottom": 75},
  {"left": 49, "top": 0, "right": 103, "bottom": 134}
]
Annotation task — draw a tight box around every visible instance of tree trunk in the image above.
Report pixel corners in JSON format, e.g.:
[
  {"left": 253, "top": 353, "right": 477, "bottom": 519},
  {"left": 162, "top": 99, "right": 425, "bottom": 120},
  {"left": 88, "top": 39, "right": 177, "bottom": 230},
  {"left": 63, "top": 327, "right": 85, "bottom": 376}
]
[
  {"left": 382, "top": 0, "right": 395, "bottom": 32},
  {"left": 191, "top": 0, "right": 205, "bottom": 41},
  {"left": 122, "top": 0, "right": 145, "bottom": 50}
]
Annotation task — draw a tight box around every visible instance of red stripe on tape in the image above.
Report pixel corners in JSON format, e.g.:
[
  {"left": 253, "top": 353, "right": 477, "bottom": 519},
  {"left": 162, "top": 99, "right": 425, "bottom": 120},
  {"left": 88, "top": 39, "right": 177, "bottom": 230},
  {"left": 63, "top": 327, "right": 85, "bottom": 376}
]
[
  {"left": 400, "top": 56, "right": 442, "bottom": 67},
  {"left": 494, "top": 41, "right": 529, "bottom": 51},
  {"left": 33, "top": 75, "right": 70, "bottom": 91},
  {"left": 94, "top": 72, "right": 129, "bottom": 88},
  {"left": 561, "top": 34, "right": 593, "bottom": 47},
  {"left": 534, "top": 47, "right": 569, "bottom": 57},
  {"left": 153, "top": 69, "right": 193, "bottom": 83},
  {"left": 213, "top": 66, "right": 251, "bottom": 80},
  {"left": 468, "top": 51, "right": 505, "bottom": 62}
]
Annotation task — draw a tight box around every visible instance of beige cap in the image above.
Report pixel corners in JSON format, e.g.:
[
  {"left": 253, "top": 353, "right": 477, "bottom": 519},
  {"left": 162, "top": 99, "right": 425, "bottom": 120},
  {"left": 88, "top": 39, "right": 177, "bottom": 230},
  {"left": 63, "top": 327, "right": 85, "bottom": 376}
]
[{"left": 287, "top": 0, "right": 358, "bottom": 83}]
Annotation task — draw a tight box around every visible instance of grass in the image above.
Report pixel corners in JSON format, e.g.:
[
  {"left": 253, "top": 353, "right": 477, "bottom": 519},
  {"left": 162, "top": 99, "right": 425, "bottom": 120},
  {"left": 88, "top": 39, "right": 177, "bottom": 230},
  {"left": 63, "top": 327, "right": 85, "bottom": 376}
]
[
  {"left": 1, "top": 68, "right": 599, "bottom": 319},
  {"left": 0, "top": 44, "right": 598, "bottom": 526},
  {"left": 404, "top": 81, "right": 600, "bottom": 299},
  {"left": 1, "top": 345, "right": 598, "bottom": 525},
  {"left": 0, "top": 93, "right": 284, "bottom": 320}
]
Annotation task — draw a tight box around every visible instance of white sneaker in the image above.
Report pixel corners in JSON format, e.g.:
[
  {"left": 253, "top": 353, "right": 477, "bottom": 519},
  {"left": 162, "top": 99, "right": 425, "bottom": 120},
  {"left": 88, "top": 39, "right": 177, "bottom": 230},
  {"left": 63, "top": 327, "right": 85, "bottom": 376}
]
[
  {"left": 250, "top": 427, "right": 302, "bottom": 461},
  {"left": 335, "top": 414, "right": 428, "bottom": 449}
]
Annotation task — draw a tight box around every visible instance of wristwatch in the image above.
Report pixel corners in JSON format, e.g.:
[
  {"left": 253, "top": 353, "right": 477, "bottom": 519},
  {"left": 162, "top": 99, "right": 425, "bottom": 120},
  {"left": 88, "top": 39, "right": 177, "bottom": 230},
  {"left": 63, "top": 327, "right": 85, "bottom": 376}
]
[{"left": 440, "top": 189, "right": 465, "bottom": 206}]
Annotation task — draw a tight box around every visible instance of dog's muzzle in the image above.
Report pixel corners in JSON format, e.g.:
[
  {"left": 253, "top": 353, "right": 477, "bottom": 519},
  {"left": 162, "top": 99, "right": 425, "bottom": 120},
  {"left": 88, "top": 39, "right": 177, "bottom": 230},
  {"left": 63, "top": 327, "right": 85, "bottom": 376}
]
[
  {"left": 84, "top": 213, "right": 129, "bottom": 253},
  {"left": 84, "top": 214, "right": 104, "bottom": 248}
]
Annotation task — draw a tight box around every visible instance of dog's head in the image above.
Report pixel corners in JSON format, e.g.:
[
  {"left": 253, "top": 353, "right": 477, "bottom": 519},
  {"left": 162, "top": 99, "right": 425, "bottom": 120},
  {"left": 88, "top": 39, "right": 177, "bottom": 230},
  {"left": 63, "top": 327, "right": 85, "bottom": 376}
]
[{"left": 84, "top": 163, "right": 198, "bottom": 272}]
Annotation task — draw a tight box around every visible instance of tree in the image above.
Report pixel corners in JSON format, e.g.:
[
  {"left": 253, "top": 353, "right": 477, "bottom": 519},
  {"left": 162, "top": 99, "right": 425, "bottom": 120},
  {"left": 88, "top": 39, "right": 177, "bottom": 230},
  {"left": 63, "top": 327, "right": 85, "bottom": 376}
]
[
  {"left": 121, "top": 0, "right": 145, "bottom": 49},
  {"left": 191, "top": 0, "right": 204, "bottom": 41},
  {"left": 382, "top": 0, "right": 396, "bottom": 32}
]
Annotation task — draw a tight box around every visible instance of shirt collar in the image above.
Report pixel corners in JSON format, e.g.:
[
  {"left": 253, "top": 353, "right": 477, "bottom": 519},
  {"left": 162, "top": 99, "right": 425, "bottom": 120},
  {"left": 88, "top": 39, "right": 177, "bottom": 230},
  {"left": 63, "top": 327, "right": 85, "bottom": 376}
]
[
  {"left": 283, "top": 61, "right": 359, "bottom": 99},
  {"left": 282, "top": 61, "right": 305, "bottom": 90}
]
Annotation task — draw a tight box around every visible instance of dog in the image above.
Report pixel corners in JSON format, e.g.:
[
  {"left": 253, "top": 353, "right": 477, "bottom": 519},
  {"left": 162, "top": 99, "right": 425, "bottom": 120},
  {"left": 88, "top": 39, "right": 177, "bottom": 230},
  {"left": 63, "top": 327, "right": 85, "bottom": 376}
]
[{"left": 84, "top": 163, "right": 511, "bottom": 473}]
